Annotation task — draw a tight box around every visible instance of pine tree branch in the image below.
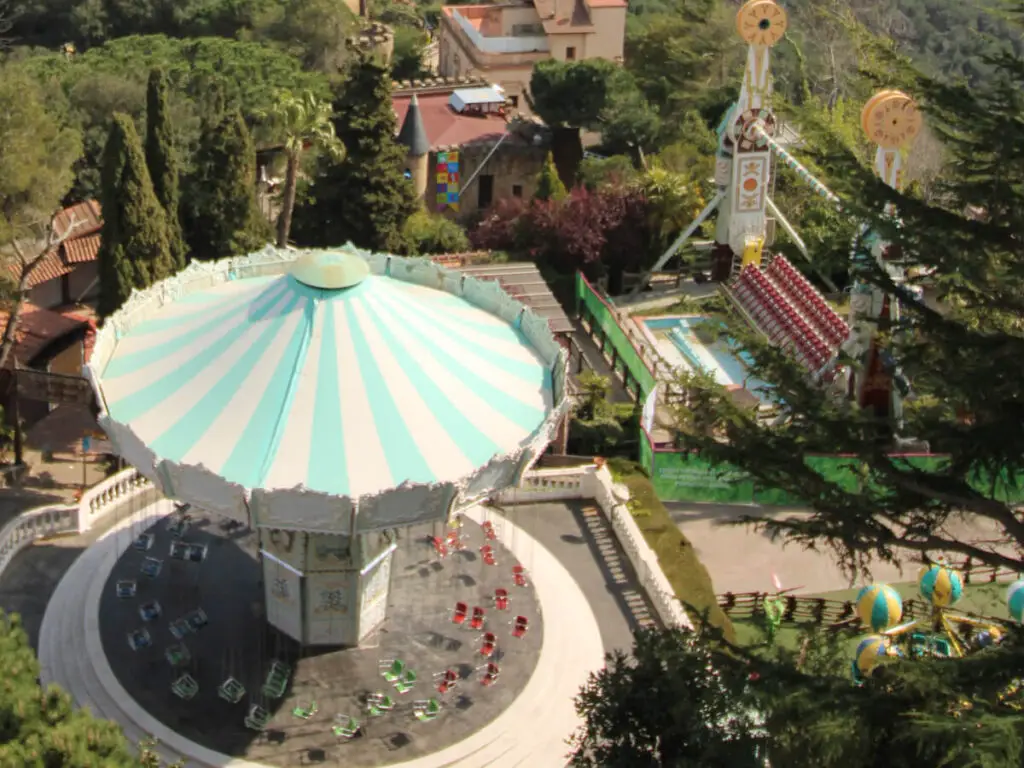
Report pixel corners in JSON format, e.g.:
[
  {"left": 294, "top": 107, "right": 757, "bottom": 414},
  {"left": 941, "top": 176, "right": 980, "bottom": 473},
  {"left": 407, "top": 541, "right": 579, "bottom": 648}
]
[{"left": 753, "top": 512, "right": 1023, "bottom": 574}]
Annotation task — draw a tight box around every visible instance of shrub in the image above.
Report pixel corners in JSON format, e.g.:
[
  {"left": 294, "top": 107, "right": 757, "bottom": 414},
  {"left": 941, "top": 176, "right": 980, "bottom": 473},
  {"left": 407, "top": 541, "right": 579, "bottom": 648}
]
[{"left": 401, "top": 209, "right": 470, "bottom": 255}]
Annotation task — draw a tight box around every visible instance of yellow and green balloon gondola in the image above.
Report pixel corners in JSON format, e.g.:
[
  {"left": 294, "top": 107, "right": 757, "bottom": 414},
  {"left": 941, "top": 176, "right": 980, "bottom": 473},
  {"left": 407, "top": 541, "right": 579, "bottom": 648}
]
[
  {"left": 856, "top": 583, "right": 903, "bottom": 632},
  {"left": 918, "top": 564, "right": 964, "bottom": 608},
  {"left": 851, "top": 634, "right": 898, "bottom": 682}
]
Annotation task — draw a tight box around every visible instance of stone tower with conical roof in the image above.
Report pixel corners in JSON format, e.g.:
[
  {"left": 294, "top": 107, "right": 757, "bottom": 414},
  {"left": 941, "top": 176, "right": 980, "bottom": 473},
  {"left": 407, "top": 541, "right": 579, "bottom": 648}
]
[{"left": 396, "top": 94, "right": 430, "bottom": 203}]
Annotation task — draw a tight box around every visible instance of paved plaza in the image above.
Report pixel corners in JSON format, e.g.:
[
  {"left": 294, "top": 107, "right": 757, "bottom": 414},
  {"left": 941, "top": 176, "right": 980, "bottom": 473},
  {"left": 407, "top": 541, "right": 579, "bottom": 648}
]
[
  {"left": 99, "top": 510, "right": 544, "bottom": 765},
  {"left": 25, "top": 499, "right": 650, "bottom": 767}
]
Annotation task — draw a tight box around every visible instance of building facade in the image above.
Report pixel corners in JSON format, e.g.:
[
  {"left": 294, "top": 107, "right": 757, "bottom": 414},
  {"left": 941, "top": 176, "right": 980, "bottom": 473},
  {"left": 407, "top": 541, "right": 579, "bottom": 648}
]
[
  {"left": 437, "top": 0, "right": 626, "bottom": 116},
  {"left": 13, "top": 200, "right": 102, "bottom": 311},
  {"left": 393, "top": 78, "right": 550, "bottom": 218}
]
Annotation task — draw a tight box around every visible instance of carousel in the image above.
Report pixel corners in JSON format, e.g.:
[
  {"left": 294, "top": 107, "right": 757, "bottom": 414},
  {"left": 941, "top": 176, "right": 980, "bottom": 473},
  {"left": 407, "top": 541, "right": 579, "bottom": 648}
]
[{"left": 86, "top": 245, "right": 569, "bottom": 647}]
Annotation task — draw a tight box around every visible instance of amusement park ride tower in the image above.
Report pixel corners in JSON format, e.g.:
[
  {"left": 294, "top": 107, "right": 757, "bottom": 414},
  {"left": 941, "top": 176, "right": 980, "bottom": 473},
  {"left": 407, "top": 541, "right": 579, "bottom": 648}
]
[
  {"left": 629, "top": 0, "right": 926, "bottom": 425},
  {"left": 842, "top": 91, "right": 924, "bottom": 420},
  {"left": 712, "top": 0, "right": 789, "bottom": 270}
]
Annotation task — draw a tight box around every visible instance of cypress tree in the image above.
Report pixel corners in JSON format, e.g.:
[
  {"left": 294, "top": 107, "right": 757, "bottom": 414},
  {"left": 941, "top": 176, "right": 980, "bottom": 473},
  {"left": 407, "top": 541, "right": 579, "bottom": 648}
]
[
  {"left": 535, "top": 151, "right": 568, "bottom": 202},
  {"left": 145, "top": 68, "right": 188, "bottom": 271},
  {"left": 97, "top": 114, "right": 173, "bottom": 317},
  {"left": 290, "top": 52, "right": 418, "bottom": 252},
  {"left": 183, "top": 110, "right": 271, "bottom": 261}
]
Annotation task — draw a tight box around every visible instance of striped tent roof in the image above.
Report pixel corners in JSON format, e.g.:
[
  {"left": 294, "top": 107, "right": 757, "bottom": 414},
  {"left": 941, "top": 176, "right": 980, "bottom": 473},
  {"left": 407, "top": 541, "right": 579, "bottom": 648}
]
[{"left": 88, "top": 247, "right": 567, "bottom": 532}]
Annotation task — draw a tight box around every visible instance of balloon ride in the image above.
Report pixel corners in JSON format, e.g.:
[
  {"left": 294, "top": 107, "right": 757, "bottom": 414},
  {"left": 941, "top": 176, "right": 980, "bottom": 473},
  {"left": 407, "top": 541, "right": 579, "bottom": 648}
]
[{"left": 850, "top": 562, "right": 1018, "bottom": 685}]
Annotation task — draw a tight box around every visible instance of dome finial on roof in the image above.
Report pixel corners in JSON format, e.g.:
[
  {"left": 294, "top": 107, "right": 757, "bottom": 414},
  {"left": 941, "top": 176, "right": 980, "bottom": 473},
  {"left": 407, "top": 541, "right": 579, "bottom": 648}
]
[
  {"left": 291, "top": 251, "right": 369, "bottom": 289},
  {"left": 397, "top": 93, "right": 430, "bottom": 156}
]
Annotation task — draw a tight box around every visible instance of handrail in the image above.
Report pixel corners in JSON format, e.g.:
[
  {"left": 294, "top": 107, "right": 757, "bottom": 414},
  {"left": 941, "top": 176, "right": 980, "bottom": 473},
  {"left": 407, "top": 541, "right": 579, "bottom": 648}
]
[
  {"left": 496, "top": 464, "right": 694, "bottom": 631},
  {"left": 0, "top": 467, "right": 155, "bottom": 581},
  {"left": 0, "top": 504, "right": 78, "bottom": 574}
]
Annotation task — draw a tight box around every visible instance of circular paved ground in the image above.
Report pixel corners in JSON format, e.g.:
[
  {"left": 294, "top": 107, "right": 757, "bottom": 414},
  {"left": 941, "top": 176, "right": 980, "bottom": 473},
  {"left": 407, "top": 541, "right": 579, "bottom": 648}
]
[
  {"left": 98, "top": 509, "right": 543, "bottom": 766},
  {"left": 40, "top": 500, "right": 604, "bottom": 767}
]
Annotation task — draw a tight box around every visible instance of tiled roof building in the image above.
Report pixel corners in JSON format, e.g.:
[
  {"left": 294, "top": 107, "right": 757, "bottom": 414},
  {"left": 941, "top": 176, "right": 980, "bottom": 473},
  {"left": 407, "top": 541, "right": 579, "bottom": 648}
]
[
  {"left": 437, "top": 0, "right": 626, "bottom": 118},
  {"left": 8, "top": 201, "right": 103, "bottom": 309},
  {"left": 393, "top": 81, "right": 549, "bottom": 217}
]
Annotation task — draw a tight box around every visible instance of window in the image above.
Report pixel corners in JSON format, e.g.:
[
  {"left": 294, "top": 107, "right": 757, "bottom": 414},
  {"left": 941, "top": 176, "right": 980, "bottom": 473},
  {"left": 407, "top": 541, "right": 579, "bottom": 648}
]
[
  {"left": 512, "top": 184, "right": 523, "bottom": 198},
  {"left": 478, "top": 175, "right": 494, "bottom": 209},
  {"left": 511, "top": 23, "right": 544, "bottom": 35},
  {"left": 565, "top": 46, "right": 576, "bottom": 60},
  {"left": 508, "top": 95, "right": 519, "bottom": 108}
]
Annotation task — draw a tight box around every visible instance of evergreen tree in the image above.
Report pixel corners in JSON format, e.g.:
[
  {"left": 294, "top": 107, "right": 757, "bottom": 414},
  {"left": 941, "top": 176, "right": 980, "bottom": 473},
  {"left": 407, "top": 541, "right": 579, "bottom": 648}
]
[
  {"left": 182, "top": 110, "right": 271, "bottom": 261},
  {"left": 145, "top": 68, "right": 188, "bottom": 271},
  {"left": 97, "top": 113, "right": 173, "bottom": 317},
  {"left": 0, "top": 610, "right": 140, "bottom": 765},
  {"left": 290, "top": 52, "right": 418, "bottom": 252},
  {"left": 672, "top": 15, "right": 1024, "bottom": 578},
  {"left": 572, "top": 625, "right": 1024, "bottom": 768},
  {"left": 534, "top": 151, "right": 568, "bottom": 202}
]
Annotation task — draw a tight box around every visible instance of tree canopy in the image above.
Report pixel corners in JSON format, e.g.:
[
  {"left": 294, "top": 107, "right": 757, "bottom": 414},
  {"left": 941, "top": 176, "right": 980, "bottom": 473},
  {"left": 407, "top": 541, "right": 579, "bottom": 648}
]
[
  {"left": 672, "top": 13, "right": 1024, "bottom": 579},
  {"left": 0, "top": 64, "right": 82, "bottom": 247},
  {"left": 11, "top": 35, "right": 330, "bottom": 200},
  {"left": 182, "top": 110, "right": 271, "bottom": 261},
  {"left": 255, "top": 89, "right": 344, "bottom": 247},
  {"left": 145, "top": 68, "right": 187, "bottom": 270},
  {"left": 0, "top": 610, "right": 144, "bottom": 765},
  {"left": 572, "top": 624, "right": 1024, "bottom": 768},
  {"left": 97, "top": 112, "right": 174, "bottom": 316},
  {"left": 290, "top": 53, "right": 418, "bottom": 253}
]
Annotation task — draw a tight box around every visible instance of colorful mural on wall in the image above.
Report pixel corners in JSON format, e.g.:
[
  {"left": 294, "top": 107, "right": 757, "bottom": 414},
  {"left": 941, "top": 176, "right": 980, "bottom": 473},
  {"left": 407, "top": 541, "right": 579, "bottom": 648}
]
[{"left": 436, "top": 150, "right": 460, "bottom": 212}]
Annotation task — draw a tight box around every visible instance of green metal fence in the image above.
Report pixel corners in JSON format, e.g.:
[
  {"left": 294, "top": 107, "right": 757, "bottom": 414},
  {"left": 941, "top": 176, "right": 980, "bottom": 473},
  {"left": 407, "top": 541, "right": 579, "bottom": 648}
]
[
  {"left": 575, "top": 273, "right": 657, "bottom": 399},
  {"left": 575, "top": 272, "right": 1024, "bottom": 506},
  {"left": 641, "top": 429, "right": 1024, "bottom": 505}
]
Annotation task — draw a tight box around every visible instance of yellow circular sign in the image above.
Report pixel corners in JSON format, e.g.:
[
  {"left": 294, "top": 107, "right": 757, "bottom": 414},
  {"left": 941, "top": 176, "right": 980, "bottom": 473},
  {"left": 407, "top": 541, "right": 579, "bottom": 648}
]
[
  {"left": 861, "top": 90, "right": 923, "bottom": 149},
  {"left": 736, "top": 0, "right": 788, "bottom": 47}
]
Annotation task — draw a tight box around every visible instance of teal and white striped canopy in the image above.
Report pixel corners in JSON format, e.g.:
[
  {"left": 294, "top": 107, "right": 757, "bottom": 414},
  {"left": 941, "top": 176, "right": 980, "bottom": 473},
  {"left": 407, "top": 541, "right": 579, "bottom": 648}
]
[{"left": 89, "top": 248, "right": 565, "bottom": 530}]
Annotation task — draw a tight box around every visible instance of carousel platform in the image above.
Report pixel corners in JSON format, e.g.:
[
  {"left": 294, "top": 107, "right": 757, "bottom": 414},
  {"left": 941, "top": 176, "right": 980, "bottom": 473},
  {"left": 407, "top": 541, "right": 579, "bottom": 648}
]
[{"left": 97, "top": 508, "right": 543, "bottom": 766}]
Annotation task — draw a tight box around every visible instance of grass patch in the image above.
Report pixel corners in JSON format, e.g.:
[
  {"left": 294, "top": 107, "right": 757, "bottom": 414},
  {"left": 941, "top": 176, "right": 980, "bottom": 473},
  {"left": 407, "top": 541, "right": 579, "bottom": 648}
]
[{"left": 607, "top": 457, "right": 735, "bottom": 642}]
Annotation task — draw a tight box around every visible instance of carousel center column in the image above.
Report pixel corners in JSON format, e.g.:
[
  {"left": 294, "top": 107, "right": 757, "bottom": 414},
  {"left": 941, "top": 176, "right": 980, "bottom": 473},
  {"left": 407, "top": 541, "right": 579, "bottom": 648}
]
[{"left": 259, "top": 528, "right": 396, "bottom": 647}]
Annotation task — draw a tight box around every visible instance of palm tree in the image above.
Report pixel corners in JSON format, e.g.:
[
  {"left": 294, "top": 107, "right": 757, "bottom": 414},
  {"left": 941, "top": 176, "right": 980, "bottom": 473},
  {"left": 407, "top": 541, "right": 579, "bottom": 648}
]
[{"left": 258, "top": 90, "right": 345, "bottom": 247}]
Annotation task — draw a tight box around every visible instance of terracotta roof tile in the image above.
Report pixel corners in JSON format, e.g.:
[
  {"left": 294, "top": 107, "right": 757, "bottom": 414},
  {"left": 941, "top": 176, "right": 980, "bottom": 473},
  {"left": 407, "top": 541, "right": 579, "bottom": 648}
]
[
  {"left": 0, "top": 303, "right": 89, "bottom": 367},
  {"left": 17, "top": 251, "right": 73, "bottom": 288},
  {"left": 393, "top": 94, "right": 507, "bottom": 150},
  {"left": 6, "top": 201, "right": 103, "bottom": 288},
  {"left": 63, "top": 234, "right": 101, "bottom": 265},
  {"left": 54, "top": 200, "right": 102, "bottom": 239}
]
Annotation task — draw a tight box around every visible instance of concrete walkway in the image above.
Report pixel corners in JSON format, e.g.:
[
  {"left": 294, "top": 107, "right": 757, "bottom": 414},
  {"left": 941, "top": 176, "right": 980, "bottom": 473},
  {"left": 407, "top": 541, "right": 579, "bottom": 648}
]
[
  {"left": 669, "top": 501, "right": 1012, "bottom": 595},
  {"left": 493, "top": 501, "right": 659, "bottom": 652},
  {"left": 571, "top": 322, "right": 633, "bottom": 404},
  {"left": 39, "top": 501, "right": 605, "bottom": 768}
]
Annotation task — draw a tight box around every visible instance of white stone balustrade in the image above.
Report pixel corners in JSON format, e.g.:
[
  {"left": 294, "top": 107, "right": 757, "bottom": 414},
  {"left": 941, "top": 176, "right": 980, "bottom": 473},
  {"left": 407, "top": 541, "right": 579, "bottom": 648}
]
[
  {"left": 493, "top": 467, "right": 588, "bottom": 503},
  {"left": 0, "top": 505, "right": 78, "bottom": 574},
  {"left": 497, "top": 464, "right": 694, "bottom": 631},
  {"left": 0, "top": 468, "right": 156, "bottom": 580},
  {"left": 78, "top": 468, "right": 156, "bottom": 533}
]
